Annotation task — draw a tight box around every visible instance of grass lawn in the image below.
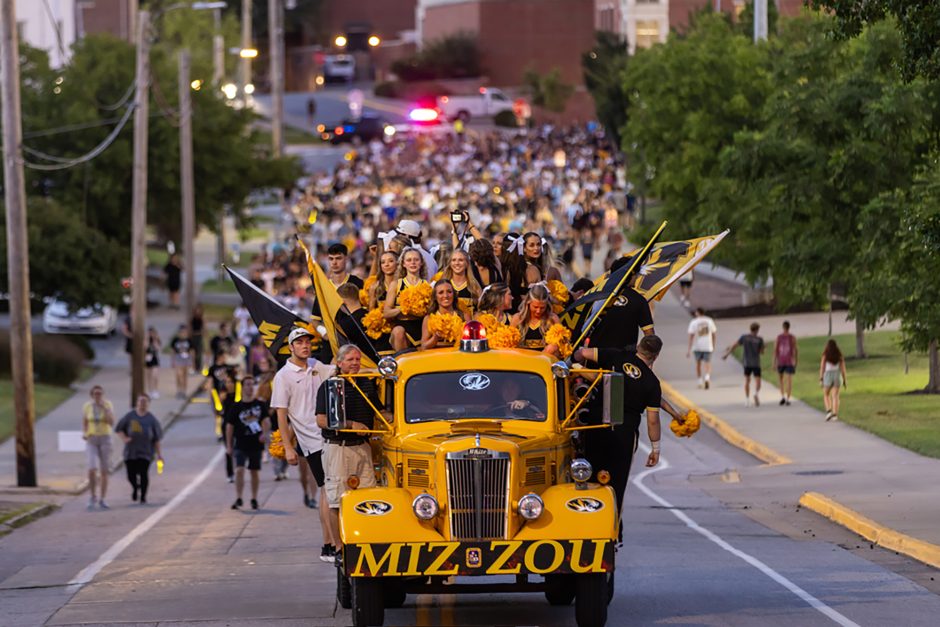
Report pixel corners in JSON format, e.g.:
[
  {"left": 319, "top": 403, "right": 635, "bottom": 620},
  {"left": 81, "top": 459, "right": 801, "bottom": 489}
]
[
  {"left": 742, "top": 330, "right": 939, "bottom": 458},
  {"left": 0, "top": 381, "right": 74, "bottom": 443},
  {"left": 199, "top": 302, "right": 235, "bottom": 323},
  {"left": 201, "top": 277, "right": 237, "bottom": 294}
]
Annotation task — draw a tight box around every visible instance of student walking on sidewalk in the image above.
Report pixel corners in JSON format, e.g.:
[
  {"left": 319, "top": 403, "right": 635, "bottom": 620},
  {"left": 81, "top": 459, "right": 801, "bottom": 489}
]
[
  {"left": 820, "top": 340, "right": 848, "bottom": 421},
  {"left": 723, "top": 322, "right": 765, "bottom": 407},
  {"left": 83, "top": 385, "right": 115, "bottom": 510},
  {"left": 773, "top": 321, "right": 798, "bottom": 405},
  {"left": 687, "top": 308, "right": 717, "bottom": 389},
  {"left": 115, "top": 395, "right": 164, "bottom": 504},
  {"left": 225, "top": 376, "right": 269, "bottom": 511}
]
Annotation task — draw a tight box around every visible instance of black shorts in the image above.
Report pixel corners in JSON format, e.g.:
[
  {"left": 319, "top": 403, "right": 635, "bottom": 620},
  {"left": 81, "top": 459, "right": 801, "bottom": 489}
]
[
  {"left": 744, "top": 366, "right": 762, "bottom": 377},
  {"left": 298, "top": 445, "right": 325, "bottom": 487},
  {"left": 233, "top": 448, "right": 262, "bottom": 470},
  {"left": 777, "top": 365, "right": 796, "bottom": 375}
]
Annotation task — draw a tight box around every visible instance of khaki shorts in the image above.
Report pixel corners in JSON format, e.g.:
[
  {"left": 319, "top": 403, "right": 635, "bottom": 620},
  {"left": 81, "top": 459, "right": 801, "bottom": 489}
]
[
  {"left": 324, "top": 442, "right": 375, "bottom": 509},
  {"left": 86, "top": 435, "right": 112, "bottom": 471}
]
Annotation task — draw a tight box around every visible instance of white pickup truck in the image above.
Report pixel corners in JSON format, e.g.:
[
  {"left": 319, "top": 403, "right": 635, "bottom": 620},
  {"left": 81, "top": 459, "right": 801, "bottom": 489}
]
[{"left": 436, "top": 87, "right": 514, "bottom": 122}]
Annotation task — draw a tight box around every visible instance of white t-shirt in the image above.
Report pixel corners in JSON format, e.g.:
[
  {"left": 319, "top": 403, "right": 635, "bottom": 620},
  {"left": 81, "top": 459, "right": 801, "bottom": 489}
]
[
  {"left": 688, "top": 316, "right": 717, "bottom": 353},
  {"left": 270, "top": 358, "right": 335, "bottom": 455}
]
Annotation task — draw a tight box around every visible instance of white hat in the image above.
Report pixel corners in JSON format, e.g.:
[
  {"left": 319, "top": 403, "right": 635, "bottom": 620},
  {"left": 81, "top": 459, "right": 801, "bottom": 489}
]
[
  {"left": 288, "top": 327, "right": 313, "bottom": 344},
  {"left": 396, "top": 219, "right": 421, "bottom": 238}
]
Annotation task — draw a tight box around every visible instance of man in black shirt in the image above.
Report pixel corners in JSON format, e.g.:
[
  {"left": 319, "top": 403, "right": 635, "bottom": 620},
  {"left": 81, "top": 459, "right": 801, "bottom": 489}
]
[
  {"left": 585, "top": 257, "right": 654, "bottom": 350},
  {"left": 224, "top": 376, "right": 269, "bottom": 510},
  {"left": 316, "top": 345, "right": 387, "bottom": 553},
  {"left": 573, "top": 335, "right": 670, "bottom": 519}
]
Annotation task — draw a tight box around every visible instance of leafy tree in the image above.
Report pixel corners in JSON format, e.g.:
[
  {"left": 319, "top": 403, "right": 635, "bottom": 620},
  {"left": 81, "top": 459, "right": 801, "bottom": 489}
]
[
  {"left": 808, "top": 0, "right": 940, "bottom": 80},
  {"left": 0, "top": 199, "right": 127, "bottom": 307},
  {"left": 522, "top": 67, "right": 575, "bottom": 114},
  {"left": 582, "top": 31, "right": 630, "bottom": 147},
  {"left": 392, "top": 32, "right": 483, "bottom": 81}
]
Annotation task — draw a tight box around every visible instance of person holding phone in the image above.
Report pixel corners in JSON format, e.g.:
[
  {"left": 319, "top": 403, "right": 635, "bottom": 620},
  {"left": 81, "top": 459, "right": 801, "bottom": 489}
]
[{"left": 83, "top": 385, "right": 115, "bottom": 510}]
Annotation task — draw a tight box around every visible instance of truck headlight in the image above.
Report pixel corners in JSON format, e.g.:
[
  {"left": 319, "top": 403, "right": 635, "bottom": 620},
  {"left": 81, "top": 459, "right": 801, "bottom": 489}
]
[
  {"left": 571, "top": 458, "right": 592, "bottom": 483},
  {"left": 378, "top": 356, "right": 398, "bottom": 379},
  {"left": 551, "top": 361, "right": 570, "bottom": 379},
  {"left": 517, "top": 493, "right": 544, "bottom": 520},
  {"left": 412, "top": 493, "right": 439, "bottom": 520}
]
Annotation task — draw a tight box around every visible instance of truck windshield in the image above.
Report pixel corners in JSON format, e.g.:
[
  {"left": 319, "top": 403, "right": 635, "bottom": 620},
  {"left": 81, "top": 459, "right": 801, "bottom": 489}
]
[{"left": 405, "top": 371, "right": 548, "bottom": 422}]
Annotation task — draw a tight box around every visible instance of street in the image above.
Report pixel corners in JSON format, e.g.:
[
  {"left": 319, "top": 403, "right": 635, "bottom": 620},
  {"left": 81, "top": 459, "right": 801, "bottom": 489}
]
[{"left": 3, "top": 358, "right": 938, "bottom": 626}]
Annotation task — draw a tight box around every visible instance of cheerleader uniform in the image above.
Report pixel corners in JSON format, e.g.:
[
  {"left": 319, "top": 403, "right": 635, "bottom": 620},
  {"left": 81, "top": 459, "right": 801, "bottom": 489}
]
[
  {"left": 522, "top": 321, "right": 547, "bottom": 350},
  {"left": 393, "top": 278, "right": 428, "bottom": 347},
  {"left": 451, "top": 280, "right": 474, "bottom": 317}
]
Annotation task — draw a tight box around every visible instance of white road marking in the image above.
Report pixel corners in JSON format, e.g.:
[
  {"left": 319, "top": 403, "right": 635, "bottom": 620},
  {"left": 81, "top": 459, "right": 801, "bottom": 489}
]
[
  {"left": 65, "top": 448, "right": 225, "bottom": 594},
  {"left": 632, "top": 443, "right": 861, "bottom": 627}
]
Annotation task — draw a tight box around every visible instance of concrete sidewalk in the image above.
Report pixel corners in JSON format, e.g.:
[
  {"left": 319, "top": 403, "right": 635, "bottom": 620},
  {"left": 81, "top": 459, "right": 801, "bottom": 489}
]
[
  {"left": 654, "top": 290, "right": 940, "bottom": 568},
  {"left": 0, "top": 305, "right": 209, "bottom": 495}
]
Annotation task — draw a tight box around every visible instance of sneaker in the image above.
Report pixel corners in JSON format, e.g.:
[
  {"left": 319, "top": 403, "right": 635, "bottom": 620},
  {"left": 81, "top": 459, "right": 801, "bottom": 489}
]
[
  {"left": 132, "top": 489, "right": 138, "bottom": 502},
  {"left": 831, "top": 414, "right": 839, "bottom": 422},
  {"left": 232, "top": 498, "right": 243, "bottom": 510},
  {"left": 779, "top": 398, "right": 786, "bottom": 406},
  {"left": 745, "top": 398, "right": 751, "bottom": 407},
  {"left": 250, "top": 499, "right": 258, "bottom": 510},
  {"left": 87, "top": 497, "right": 96, "bottom": 511},
  {"left": 754, "top": 395, "right": 760, "bottom": 407},
  {"left": 303, "top": 494, "right": 310, "bottom": 507},
  {"left": 320, "top": 545, "right": 335, "bottom": 563},
  {"left": 308, "top": 497, "right": 318, "bottom": 509},
  {"left": 785, "top": 399, "right": 791, "bottom": 406},
  {"left": 227, "top": 476, "right": 234, "bottom": 484},
  {"left": 825, "top": 411, "right": 833, "bottom": 421},
  {"left": 274, "top": 474, "right": 283, "bottom": 482},
  {"left": 704, "top": 379, "right": 710, "bottom": 390},
  {"left": 140, "top": 496, "right": 147, "bottom": 504},
  {"left": 98, "top": 500, "right": 109, "bottom": 510}
]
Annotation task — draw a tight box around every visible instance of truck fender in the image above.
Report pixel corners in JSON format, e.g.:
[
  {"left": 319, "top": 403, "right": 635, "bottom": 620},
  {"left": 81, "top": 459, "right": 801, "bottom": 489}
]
[
  {"left": 514, "top": 484, "right": 618, "bottom": 541},
  {"left": 339, "top": 488, "right": 444, "bottom": 545}
]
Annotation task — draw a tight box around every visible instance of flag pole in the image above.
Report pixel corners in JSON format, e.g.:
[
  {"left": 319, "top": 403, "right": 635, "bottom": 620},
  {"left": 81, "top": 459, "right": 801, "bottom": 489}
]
[{"left": 572, "top": 220, "right": 668, "bottom": 349}]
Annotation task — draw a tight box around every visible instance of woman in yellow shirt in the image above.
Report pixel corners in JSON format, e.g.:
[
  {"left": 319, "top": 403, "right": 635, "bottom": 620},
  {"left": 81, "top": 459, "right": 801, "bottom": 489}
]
[{"left": 83, "top": 385, "right": 115, "bottom": 510}]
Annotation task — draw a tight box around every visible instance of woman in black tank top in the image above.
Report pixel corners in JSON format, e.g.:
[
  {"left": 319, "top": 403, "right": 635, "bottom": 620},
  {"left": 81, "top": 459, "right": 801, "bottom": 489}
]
[{"left": 511, "top": 283, "right": 562, "bottom": 356}]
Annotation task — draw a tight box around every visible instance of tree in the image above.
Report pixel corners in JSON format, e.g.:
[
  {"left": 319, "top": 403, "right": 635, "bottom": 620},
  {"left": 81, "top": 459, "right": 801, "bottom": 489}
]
[
  {"left": 809, "top": 0, "right": 940, "bottom": 80},
  {"left": 582, "top": 31, "right": 630, "bottom": 147},
  {"left": 522, "top": 67, "right": 575, "bottom": 114},
  {"left": 0, "top": 199, "right": 127, "bottom": 307},
  {"left": 391, "top": 32, "right": 483, "bottom": 81}
]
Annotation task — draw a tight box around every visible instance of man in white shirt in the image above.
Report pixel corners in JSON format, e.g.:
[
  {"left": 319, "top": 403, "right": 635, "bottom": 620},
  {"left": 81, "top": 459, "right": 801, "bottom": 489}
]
[
  {"left": 686, "top": 307, "right": 718, "bottom": 389},
  {"left": 271, "top": 327, "right": 337, "bottom": 562}
]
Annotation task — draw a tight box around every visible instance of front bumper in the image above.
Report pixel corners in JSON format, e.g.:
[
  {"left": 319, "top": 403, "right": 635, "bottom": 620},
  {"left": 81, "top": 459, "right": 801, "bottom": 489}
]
[{"left": 345, "top": 538, "right": 614, "bottom": 578}]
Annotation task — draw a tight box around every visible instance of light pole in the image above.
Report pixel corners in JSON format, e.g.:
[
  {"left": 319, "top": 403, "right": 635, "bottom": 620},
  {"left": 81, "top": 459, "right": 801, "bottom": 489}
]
[
  {"left": 268, "top": 0, "right": 284, "bottom": 157},
  {"left": 240, "top": 0, "right": 252, "bottom": 101},
  {"left": 1, "top": 0, "right": 36, "bottom": 486},
  {"left": 179, "top": 49, "right": 196, "bottom": 326},
  {"left": 754, "top": 0, "right": 768, "bottom": 42}
]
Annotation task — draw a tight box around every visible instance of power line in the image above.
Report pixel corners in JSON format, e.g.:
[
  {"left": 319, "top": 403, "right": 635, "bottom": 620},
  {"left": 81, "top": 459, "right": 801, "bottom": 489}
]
[
  {"left": 41, "top": 0, "right": 68, "bottom": 65},
  {"left": 21, "top": 101, "right": 136, "bottom": 171}
]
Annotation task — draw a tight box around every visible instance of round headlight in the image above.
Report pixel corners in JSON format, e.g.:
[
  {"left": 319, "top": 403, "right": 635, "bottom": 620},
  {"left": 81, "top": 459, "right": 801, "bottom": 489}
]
[
  {"left": 378, "top": 356, "right": 398, "bottom": 379},
  {"left": 412, "top": 493, "right": 439, "bottom": 520},
  {"left": 571, "top": 458, "right": 592, "bottom": 483},
  {"left": 518, "top": 493, "right": 544, "bottom": 520},
  {"left": 551, "top": 361, "right": 570, "bottom": 379}
]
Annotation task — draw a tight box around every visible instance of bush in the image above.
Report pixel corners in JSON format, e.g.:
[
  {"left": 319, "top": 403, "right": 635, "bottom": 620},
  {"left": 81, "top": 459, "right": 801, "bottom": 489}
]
[
  {"left": 494, "top": 110, "right": 520, "bottom": 128},
  {"left": 64, "top": 335, "right": 96, "bottom": 361},
  {"left": 0, "top": 332, "right": 88, "bottom": 386},
  {"left": 391, "top": 32, "right": 482, "bottom": 82}
]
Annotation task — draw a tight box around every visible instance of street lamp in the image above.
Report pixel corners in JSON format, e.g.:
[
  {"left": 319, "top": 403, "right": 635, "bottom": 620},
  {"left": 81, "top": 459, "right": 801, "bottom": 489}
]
[
  {"left": 334, "top": 35, "right": 347, "bottom": 48},
  {"left": 239, "top": 47, "right": 259, "bottom": 58},
  {"left": 368, "top": 35, "right": 381, "bottom": 47}
]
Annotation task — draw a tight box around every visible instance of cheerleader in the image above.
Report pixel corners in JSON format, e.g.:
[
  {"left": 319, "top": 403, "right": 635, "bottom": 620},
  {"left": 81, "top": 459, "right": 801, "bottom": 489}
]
[
  {"left": 511, "top": 284, "right": 562, "bottom": 357},
  {"left": 475, "top": 282, "right": 513, "bottom": 326},
  {"left": 369, "top": 251, "right": 399, "bottom": 310},
  {"left": 383, "top": 247, "right": 430, "bottom": 351},
  {"left": 420, "top": 280, "right": 468, "bottom": 350},
  {"left": 440, "top": 250, "right": 481, "bottom": 317}
]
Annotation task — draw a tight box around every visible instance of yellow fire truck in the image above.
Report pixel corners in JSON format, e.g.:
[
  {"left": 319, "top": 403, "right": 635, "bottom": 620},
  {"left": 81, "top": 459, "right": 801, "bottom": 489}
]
[{"left": 325, "top": 320, "right": 624, "bottom": 627}]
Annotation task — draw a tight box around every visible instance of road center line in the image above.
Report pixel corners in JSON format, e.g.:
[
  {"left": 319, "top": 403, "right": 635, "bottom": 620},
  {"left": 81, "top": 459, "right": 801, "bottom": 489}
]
[
  {"left": 65, "top": 448, "right": 225, "bottom": 595},
  {"left": 632, "top": 443, "right": 860, "bottom": 627}
]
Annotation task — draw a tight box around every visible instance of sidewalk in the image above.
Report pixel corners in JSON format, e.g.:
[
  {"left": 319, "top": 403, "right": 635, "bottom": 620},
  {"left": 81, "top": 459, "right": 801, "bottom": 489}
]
[
  {"left": 0, "top": 304, "right": 208, "bottom": 495},
  {"left": 654, "top": 289, "right": 940, "bottom": 567}
]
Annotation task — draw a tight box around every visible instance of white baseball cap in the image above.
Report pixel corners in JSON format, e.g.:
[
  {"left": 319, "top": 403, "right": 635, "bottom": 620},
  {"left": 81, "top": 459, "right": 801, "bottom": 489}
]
[
  {"left": 396, "top": 219, "right": 421, "bottom": 238},
  {"left": 288, "top": 327, "right": 314, "bottom": 344}
]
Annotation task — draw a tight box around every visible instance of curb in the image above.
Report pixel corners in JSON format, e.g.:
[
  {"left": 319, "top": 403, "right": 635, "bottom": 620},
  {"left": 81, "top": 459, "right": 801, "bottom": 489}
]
[
  {"left": 0, "top": 502, "right": 57, "bottom": 535},
  {"left": 799, "top": 491, "right": 940, "bottom": 570},
  {"left": 660, "top": 380, "right": 792, "bottom": 466}
]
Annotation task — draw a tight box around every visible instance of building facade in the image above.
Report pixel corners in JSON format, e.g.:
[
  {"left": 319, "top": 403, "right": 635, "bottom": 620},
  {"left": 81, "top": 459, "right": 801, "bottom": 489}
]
[{"left": 15, "top": 0, "right": 80, "bottom": 68}]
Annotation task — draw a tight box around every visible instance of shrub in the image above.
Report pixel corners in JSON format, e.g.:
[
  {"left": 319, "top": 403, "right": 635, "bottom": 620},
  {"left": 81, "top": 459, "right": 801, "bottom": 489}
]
[
  {"left": 0, "top": 332, "right": 88, "bottom": 386},
  {"left": 391, "top": 32, "right": 482, "bottom": 82},
  {"left": 64, "top": 335, "right": 96, "bottom": 360},
  {"left": 374, "top": 81, "right": 402, "bottom": 98},
  {"left": 494, "top": 110, "right": 519, "bottom": 128}
]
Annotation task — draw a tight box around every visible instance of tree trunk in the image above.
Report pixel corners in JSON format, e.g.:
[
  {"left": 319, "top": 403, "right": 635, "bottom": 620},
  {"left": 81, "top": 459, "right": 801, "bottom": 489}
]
[
  {"left": 855, "top": 318, "right": 866, "bottom": 359},
  {"left": 928, "top": 339, "right": 940, "bottom": 394}
]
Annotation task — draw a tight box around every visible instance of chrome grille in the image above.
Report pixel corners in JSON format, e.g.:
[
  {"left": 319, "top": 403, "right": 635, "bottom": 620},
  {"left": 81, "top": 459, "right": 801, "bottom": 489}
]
[
  {"left": 445, "top": 451, "right": 510, "bottom": 540},
  {"left": 524, "top": 456, "right": 546, "bottom": 487}
]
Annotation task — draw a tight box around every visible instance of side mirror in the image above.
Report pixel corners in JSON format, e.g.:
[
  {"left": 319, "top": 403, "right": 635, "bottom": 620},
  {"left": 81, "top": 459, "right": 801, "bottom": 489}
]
[
  {"left": 602, "top": 372, "right": 624, "bottom": 426},
  {"left": 326, "top": 377, "right": 347, "bottom": 429}
]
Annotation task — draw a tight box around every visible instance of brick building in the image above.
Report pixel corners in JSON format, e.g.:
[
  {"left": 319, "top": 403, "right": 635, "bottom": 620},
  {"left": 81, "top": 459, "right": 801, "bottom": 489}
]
[{"left": 322, "top": 0, "right": 418, "bottom": 45}]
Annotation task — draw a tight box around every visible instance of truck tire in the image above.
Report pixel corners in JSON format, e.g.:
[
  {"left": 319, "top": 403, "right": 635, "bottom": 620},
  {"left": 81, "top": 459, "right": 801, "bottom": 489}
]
[
  {"left": 337, "top": 568, "right": 352, "bottom": 609},
  {"left": 384, "top": 581, "right": 407, "bottom": 608},
  {"left": 607, "top": 570, "right": 615, "bottom": 605},
  {"left": 544, "top": 574, "right": 576, "bottom": 606},
  {"left": 351, "top": 577, "right": 384, "bottom": 626},
  {"left": 456, "top": 110, "right": 470, "bottom": 123},
  {"left": 575, "top": 573, "right": 608, "bottom": 627}
]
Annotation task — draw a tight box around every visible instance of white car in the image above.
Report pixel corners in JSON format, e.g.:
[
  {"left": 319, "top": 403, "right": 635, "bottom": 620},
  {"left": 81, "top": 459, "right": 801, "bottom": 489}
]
[
  {"left": 323, "top": 54, "right": 356, "bottom": 83},
  {"left": 42, "top": 299, "right": 118, "bottom": 336}
]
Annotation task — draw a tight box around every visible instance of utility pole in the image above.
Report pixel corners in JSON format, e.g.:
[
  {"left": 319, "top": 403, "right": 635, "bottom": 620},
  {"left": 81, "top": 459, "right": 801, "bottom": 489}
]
[
  {"left": 754, "top": 0, "right": 768, "bottom": 42},
  {"left": 240, "top": 0, "right": 252, "bottom": 100},
  {"left": 130, "top": 10, "right": 151, "bottom": 408},
  {"left": 269, "top": 0, "right": 284, "bottom": 157},
  {"left": 212, "top": 7, "right": 224, "bottom": 86},
  {"left": 1, "top": 0, "right": 37, "bottom": 487},
  {"left": 179, "top": 49, "right": 196, "bottom": 325}
]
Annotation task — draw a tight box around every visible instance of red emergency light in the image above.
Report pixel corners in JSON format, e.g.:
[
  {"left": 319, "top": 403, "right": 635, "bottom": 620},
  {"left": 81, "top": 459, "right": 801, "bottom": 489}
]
[
  {"left": 409, "top": 107, "right": 439, "bottom": 123},
  {"left": 460, "top": 321, "right": 489, "bottom": 353}
]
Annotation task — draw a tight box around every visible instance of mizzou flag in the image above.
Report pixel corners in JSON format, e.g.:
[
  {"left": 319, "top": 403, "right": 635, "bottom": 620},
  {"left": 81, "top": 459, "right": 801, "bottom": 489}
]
[
  {"left": 225, "top": 266, "right": 313, "bottom": 366},
  {"left": 296, "top": 237, "right": 379, "bottom": 368},
  {"left": 562, "top": 229, "right": 728, "bottom": 344}
]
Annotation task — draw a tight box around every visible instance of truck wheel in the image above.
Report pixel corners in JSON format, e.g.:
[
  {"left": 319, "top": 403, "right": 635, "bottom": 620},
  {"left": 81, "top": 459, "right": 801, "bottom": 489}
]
[
  {"left": 351, "top": 578, "right": 384, "bottom": 626},
  {"left": 456, "top": 110, "right": 470, "bottom": 123},
  {"left": 384, "top": 581, "right": 406, "bottom": 608},
  {"left": 544, "top": 574, "right": 576, "bottom": 606},
  {"left": 607, "top": 570, "right": 615, "bottom": 605},
  {"left": 575, "top": 573, "right": 608, "bottom": 627},
  {"left": 337, "top": 568, "right": 352, "bottom": 609}
]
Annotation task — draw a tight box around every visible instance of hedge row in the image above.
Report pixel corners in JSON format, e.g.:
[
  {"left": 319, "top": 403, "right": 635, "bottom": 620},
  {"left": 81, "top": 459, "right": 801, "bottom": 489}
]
[{"left": 0, "top": 332, "right": 88, "bottom": 386}]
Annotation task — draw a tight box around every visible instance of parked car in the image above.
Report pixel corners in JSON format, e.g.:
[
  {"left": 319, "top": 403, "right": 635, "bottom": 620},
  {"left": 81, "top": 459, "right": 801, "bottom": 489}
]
[
  {"left": 42, "top": 299, "right": 118, "bottom": 336},
  {"left": 436, "top": 87, "right": 515, "bottom": 122},
  {"left": 323, "top": 54, "right": 356, "bottom": 83},
  {"left": 318, "top": 114, "right": 395, "bottom": 144}
]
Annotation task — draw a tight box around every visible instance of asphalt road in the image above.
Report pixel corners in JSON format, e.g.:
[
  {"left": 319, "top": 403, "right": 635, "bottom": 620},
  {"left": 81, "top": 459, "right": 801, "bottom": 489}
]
[{"left": 2, "top": 389, "right": 938, "bottom": 627}]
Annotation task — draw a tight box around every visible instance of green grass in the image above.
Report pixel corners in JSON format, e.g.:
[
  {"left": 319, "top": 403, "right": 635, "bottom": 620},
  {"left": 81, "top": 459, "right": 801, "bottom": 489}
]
[
  {"left": 146, "top": 248, "right": 169, "bottom": 267},
  {"left": 237, "top": 226, "right": 270, "bottom": 242},
  {"left": 199, "top": 302, "right": 235, "bottom": 323},
  {"left": 201, "top": 277, "right": 237, "bottom": 294},
  {"left": 0, "top": 381, "right": 74, "bottom": 443},
  {"left": 738, "top": 330, "right": 938, "bottom": 458}
]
